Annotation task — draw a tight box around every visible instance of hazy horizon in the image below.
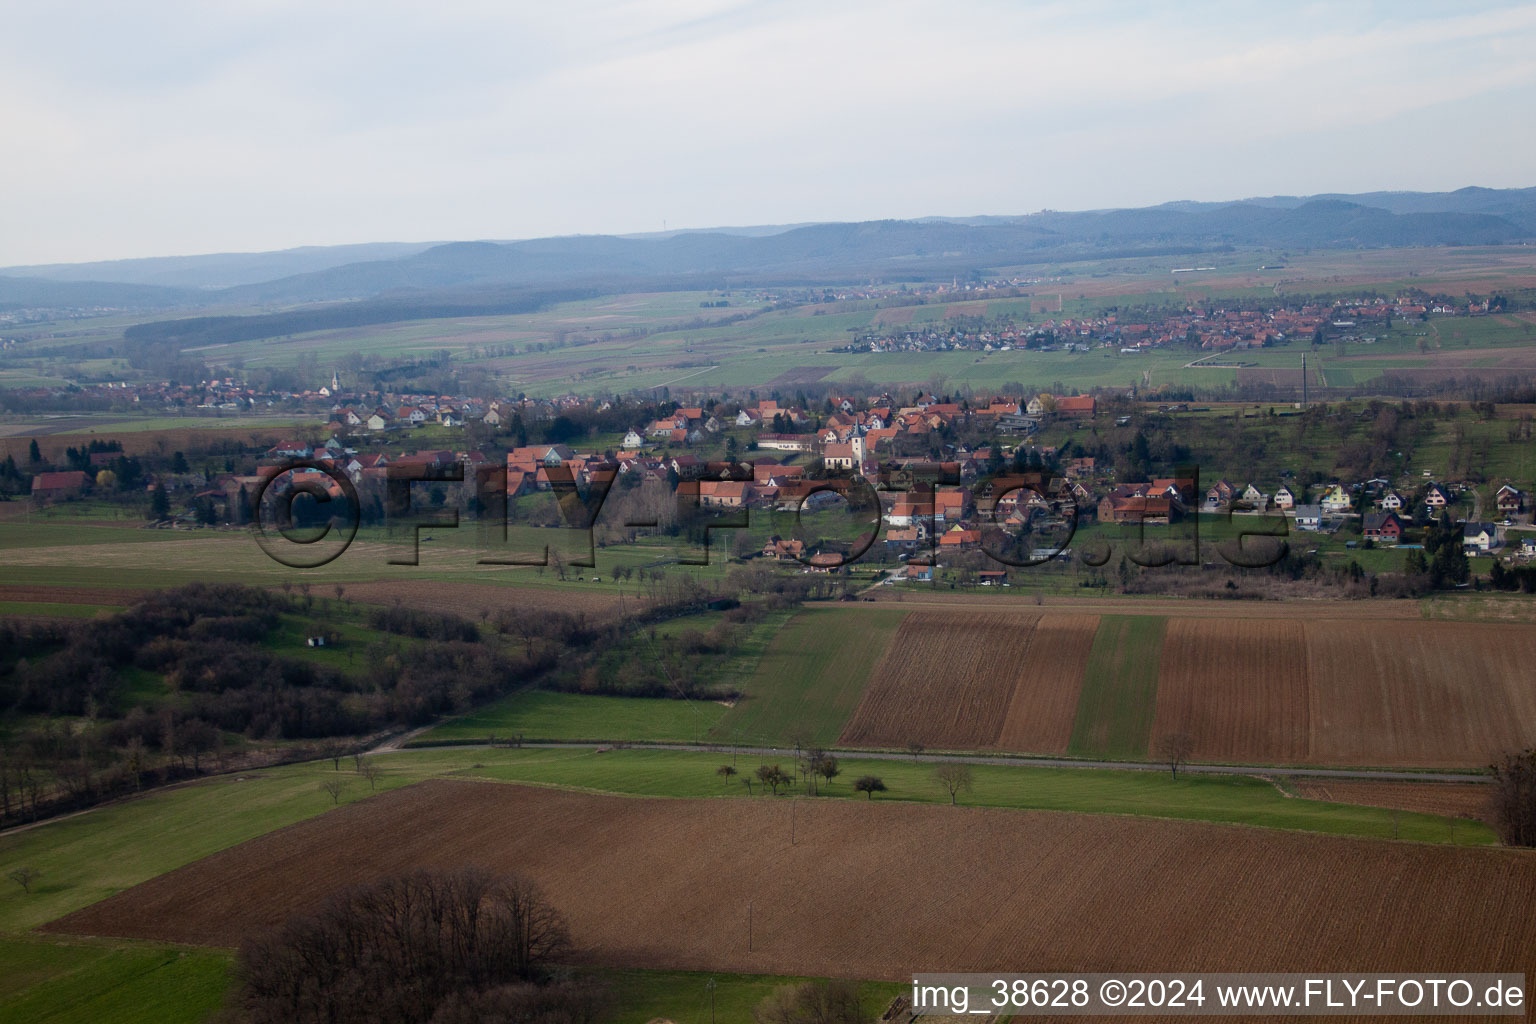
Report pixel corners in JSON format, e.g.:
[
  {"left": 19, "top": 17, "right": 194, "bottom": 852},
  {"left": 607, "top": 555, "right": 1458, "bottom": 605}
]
[{"left": 5, "top": 0, "right": 1536, "bottom": 265}]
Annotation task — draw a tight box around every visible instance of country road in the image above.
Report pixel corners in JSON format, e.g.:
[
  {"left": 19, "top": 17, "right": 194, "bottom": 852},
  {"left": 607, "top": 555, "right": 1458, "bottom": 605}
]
[{"left": 376, "top": 737, "right": 1491, "bottom": 784}]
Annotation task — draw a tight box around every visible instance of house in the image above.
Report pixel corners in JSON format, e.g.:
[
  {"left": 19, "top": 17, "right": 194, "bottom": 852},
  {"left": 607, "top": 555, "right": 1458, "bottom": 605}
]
[
  {"left": 1462, "top": 521, "right": 1501, "bottom": 552},
  {"left": 1204, "top": 480, "right": 1235, "bottom": 511},
  {"left": 30, "top": 470, "right": 89, "bottom": 503},
  {"left": 734, "top": 409, "right": 759, "bottom": 427},
  {"left": 267, "top": 439, "right": 314, "bottom": 459},
  {"left": 1097, "top": 492, "right": 1173, "bottom": 525},
  {"left": 1496, "top": 485, "right": 1524, "bottom": 514},
  {"left": 1055, "top": 394, "right": 1096, "bottom": 418},
  {"left": 622, "top": 430, "right": 645, "bottom": 449},
  {"left": 904, "top": 564, "right": 933, "bottom": 581},
  {"left": 762, "top": 536, "right": 805, "bottom": 561},
  {"left": 696, "top": 480, "right": 753, "bottom": 508},
  {"left": 366, "top": 411, "right": 392, "bottom": 432},
  {"left": 1273, "top": 486, "right": 1295, "bottom": 510},
  {"left": 1293, "top": 504, "right": 1323, "bottom": 531},
  {"left": 1379, "top": 491, "right": 1405, "bottom": 511},
  {"left": 1424, "top": 483, "right": 1452, "bottom": 510},
  {"left": 1362, "top": 511, "right": 1403, "bottom": 542},
  {"left": 1239, "top": 483, "right": 1268, "bottom": 510},
  {"left": 1319, "top": 484, "right": 1352, "bottom": 514}
]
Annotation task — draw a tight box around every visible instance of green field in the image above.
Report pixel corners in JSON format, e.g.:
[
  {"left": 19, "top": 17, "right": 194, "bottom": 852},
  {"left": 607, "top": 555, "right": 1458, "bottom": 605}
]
[
  {"left": 421, "top": 690, "right": 730, "bottom": 744},
  {"left": 1069, "top": 615, "right": 1166, "bottom": 759},
  {"left": 0, "top": 937, "right": 231, "bottom": 1024},
  {"left": 710, "top": 607, "right": 907, "bottom": 746}
]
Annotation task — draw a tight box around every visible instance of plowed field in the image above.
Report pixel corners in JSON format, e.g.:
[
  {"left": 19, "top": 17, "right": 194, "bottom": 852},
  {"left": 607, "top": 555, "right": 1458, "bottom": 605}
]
[
  {"left": 839, "top": 612, "right": 1044, "bottom": 749},
  {"left": 47, "top": 781, "right": 1536, "bottom": 982}
]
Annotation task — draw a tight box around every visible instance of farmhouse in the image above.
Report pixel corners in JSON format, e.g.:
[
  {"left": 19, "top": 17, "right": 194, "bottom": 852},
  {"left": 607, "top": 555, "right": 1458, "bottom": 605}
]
[
  {"left": 1496, "top": 485, "right": 1524, "bottom": 514},
  {"left": 30, "top": 470, "right": 90, "bottom": 503}
]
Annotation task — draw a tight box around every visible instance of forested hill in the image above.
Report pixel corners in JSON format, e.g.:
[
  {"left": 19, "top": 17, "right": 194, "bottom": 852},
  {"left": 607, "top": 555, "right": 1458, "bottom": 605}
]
[{"left": 6, "top": 186, "right": 1535, "bottom": 310}]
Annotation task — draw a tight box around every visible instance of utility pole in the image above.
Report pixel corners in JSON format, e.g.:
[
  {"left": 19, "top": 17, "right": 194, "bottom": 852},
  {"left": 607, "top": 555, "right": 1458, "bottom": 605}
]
[
  {"left": 791, "top": 796, "right": 796, "bottom": 845},
  {"left": 706, "top": 977, "right": 717, "bottom": 1024},
  {"left": 748, "top": 902, "right": 753, "bottom": 952}
]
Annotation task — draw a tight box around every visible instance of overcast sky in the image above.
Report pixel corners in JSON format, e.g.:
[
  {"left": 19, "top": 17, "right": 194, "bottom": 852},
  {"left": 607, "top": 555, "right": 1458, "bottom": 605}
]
[{"left": 4, "top": 0, "right": 1535, "bottom": 265}]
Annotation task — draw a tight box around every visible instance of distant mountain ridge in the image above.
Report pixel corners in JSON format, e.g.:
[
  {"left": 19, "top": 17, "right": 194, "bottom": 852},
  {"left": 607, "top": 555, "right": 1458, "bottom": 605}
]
[{"left": 3, "top": 186, "right": 1534, "bottom": 311}]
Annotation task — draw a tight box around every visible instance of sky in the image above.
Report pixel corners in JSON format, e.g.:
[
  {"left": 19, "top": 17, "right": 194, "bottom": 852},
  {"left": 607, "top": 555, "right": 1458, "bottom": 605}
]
[{"left": 3, "top": 0, "right": 1536, "bottom": 266}]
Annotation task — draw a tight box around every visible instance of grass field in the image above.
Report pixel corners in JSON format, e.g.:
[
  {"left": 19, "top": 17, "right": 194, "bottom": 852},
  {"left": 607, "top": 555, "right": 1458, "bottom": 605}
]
[
  {"left": 715, "top": 607, "right": 907, "bottom": 747},
  {"left": 1068, "top": 615, "right": 1166, "bottom": 759},
  {"left": 421, "top": 691, "right": 730, "bottom": 744},
  {"left": 0, "top": 937, "right": 231, "bottom": 1024}
]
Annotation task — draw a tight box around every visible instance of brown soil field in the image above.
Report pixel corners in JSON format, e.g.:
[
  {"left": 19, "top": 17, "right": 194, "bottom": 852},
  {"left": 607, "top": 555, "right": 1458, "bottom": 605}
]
[
  {"left": 991, "top": 614, "right": 1098, "bottom": 753},
  {"left": 1152, "top": 620, "right": 1311, "bottom": 763},
  {"left": 1292, "top": 780, "right": 1494, "bottom": 824},
  {"left": 47, "top": 781, "right": 1536, "bottom": 983},
  {"left": 846, "top": 601, "right": 1536, "bottom": 767},
  {"left": 336, "top": 580, "right": 622, "bottom": 620},
  {"left": 860, "top": 591, "right": 1427, "bottom": 620},
  {"left": 872, "top": 306, "right": 916, "bottom": 326},
  {"left": 839, "top": 611, "right": 1039, "bottom": 749},
  {"left": 1304, "top": 620, "right": 1536, "bottom": 768},
  {"left": 0, "top": 584, "right": 142, "bottom": 606},
  {"left": 943, "top": 301, "right": 988, "bottom": 318},
  {"left": 0, "top": 424, "right": 317, "bottom": 463}
]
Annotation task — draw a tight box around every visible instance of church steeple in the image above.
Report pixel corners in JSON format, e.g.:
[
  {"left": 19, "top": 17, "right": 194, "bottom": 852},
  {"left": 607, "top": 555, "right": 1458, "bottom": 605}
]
[{"left": 330, "top": 369, "right": 341, "bottom": 392}]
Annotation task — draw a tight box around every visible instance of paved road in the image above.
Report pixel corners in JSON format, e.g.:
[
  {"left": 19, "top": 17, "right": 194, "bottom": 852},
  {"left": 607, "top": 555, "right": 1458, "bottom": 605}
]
[{"left": 380, "top": 738, "right": 1490, "bottom": 784}]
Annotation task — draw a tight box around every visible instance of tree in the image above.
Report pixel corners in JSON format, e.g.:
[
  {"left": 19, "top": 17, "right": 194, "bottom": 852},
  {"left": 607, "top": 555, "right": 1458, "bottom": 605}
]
[
  {"left": 321, "top": 740, "right": 345, "bottom": 771},
  {"left": 358, "top": 763, "right": 384, "bottom": 791},
  {"left": 852, "top": 776, "right": 886, "bottom": 800},
  {"left": 815, "top": 754, "right": 840, "bottom": 791},
  {"left": 1489, "top": 747, "right": 1536, "bottom": 847},
  {"left": 320, "top": 779, "right": 347, "bottom": 805},
  {"left": 1155, "top": 732, "right": 1195, "bottom": 779},
  {"left": 754, "top": 979, "right": 871, "bottom": 1024},
  {"left": 756, "top": 763, "right": 791, "bottom": 796},
  {"left": 932, "top": 763, "right": 973, "bottom": 806},
  {"left": 27, "top": 439, "right": 41, "bottom": 465},
  {"left": 238, "top": 868, "right": 572, "bottom": 1024},
  {"left": 95, "top": 469, "right": 117, "bottom": 491},
  {"left": 148, "top": 482, "right": 170, "bottom": 521},
  {"left": 7, "top": 866, "right": 38, "bottom": 894},
  {"left": 716, "top": 764, "right": 738, "bottom": 787}
]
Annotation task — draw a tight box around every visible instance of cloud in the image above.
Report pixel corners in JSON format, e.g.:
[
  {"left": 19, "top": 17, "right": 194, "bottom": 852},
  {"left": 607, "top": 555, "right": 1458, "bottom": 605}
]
[{"left": 2, "top": 0, "right": 1534, "bottom": 264}]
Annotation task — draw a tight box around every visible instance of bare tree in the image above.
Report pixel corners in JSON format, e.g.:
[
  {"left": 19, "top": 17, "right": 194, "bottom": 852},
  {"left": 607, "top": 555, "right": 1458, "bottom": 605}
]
[
  {"left": 1155, "top": 732, "right": 1196, "bottom": 779},
  {"left": 756, "top": 763, "right": 791, "bottom": 796},
  {"left": 853, "top": 776, "right": 886, "bottom": 800},
  {"left": 716, "top": 764, "right": 738, "bottom": 787},
  {"left": 754, "top": 979, "right": 871, "bottom": 1024},
  {"left": 7, "top": 866, "right": 39, "bottom": 894},
  {"left": 906, "top": 741, "right": 925, "bottom": 757},
  {"left": 1489, "top": 746, "right": 1536, "bottom": 847},
  {"left": 239, "top": 868, "right": 572, "bottom": 1024},
  {"left": 358, "top": 763, "right": 384, "bottom": 791},
  {"left": 816, "top": 753, "right": 840, "bottom": 792},
  {"left": 320, "top": 740, "right": 345, "bottom": 771},
  {"left": 320, "top": 779, "right": 347, "bottom": 805},
  {"left": 932, "top": 763, "right": 973, "bottom": 806}
]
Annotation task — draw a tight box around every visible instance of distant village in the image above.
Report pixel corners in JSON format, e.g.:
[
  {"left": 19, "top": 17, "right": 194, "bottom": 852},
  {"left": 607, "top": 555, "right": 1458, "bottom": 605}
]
[
  {"left": 20, "top": 366, "right": 1532, "bottom": 572},
  {"left": 836, "top": 296, "right": 1500, "bottom": 357}
]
